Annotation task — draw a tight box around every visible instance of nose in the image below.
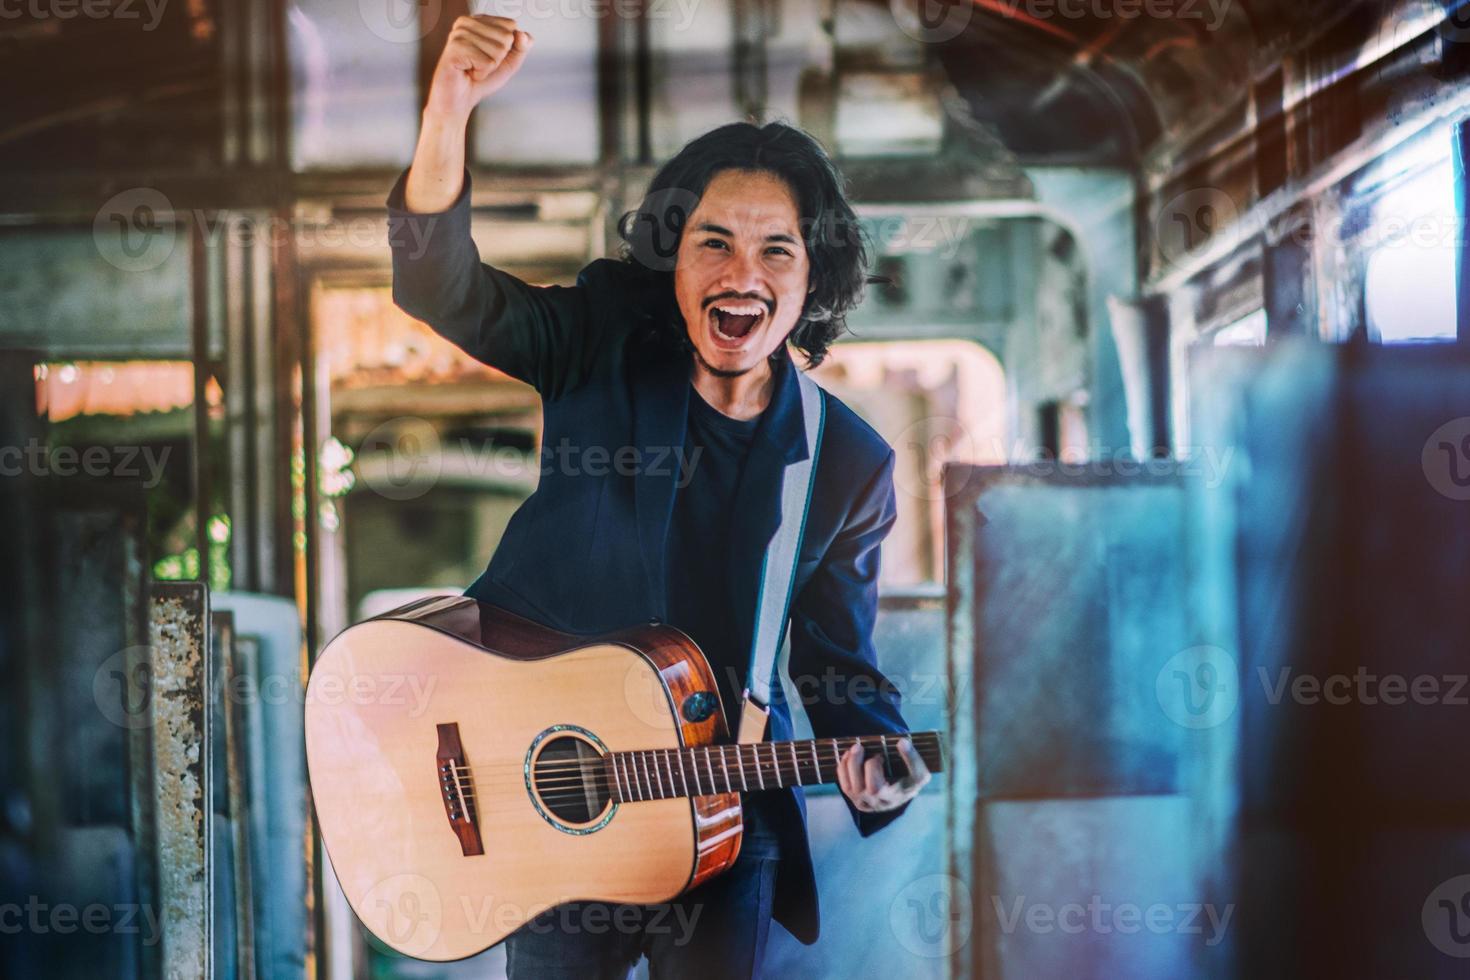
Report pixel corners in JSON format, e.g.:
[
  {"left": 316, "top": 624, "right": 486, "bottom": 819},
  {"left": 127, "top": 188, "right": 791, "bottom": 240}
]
[{"left": 716, "top": 249, "right": 766, "bottom": 297}]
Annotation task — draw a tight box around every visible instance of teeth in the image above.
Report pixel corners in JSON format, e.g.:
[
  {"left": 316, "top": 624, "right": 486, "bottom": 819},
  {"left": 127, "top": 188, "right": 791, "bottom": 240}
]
[{"left": 713, "top": 304, "right": 765, "bottom": 316}]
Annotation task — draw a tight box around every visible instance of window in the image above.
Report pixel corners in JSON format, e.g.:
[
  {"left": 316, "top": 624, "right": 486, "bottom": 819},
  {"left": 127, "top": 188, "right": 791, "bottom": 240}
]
[
  {"left": 289, "top": 0, "right": 420, "bottom": 170},
  {"left": 1212, "top": 309, "right": 1267, "bottom": 346},
  {"left": 1363, "top": 157, "right": 1457, "bottom": 343},
  {"left": 811, "top": 339, "right": 1006, "bottom": 588}
]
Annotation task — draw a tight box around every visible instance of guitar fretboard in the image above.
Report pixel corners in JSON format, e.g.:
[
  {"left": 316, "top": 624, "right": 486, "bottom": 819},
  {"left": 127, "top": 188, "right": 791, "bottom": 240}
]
[{"left": 602, "top": 732, "right": 943, "bottom": 803}]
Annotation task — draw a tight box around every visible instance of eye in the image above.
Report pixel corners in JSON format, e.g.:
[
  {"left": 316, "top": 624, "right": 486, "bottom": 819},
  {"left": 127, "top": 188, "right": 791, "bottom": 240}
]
[
  {"left": 701, "top": 238, "right": 729, "bottom": 251},
  {"left": 766, "top": 246, "right": 794, "bottom": 257}
]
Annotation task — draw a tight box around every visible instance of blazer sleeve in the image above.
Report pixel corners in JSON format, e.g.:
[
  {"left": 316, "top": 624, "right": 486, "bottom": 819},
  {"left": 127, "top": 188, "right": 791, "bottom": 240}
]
[
  {"left": 385, "top": 168, "right": 624, "bottom": 402},
  {"left": 785, "top": 447, "right": 915, "bottom": 837}
]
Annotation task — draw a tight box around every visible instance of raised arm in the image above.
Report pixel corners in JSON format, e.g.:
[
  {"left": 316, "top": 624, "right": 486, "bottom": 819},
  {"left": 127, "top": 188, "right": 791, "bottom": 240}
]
[
  {"left": 406, "top": 15, "right": 531, "bottom": 213},
  {"left": 388, "top": 17, "right": 622, "bottom": 399}
]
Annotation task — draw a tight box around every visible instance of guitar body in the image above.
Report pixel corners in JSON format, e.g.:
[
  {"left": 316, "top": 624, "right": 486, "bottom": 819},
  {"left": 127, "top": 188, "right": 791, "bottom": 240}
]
[{"left": 305, "top": 595, "right": 743, "bottom": 961}]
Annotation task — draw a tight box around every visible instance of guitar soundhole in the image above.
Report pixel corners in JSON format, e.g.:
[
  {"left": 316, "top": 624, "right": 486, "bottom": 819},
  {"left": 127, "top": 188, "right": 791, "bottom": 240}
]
[{"left": 528, "top": 732, "right": 614, "bottom": 832}]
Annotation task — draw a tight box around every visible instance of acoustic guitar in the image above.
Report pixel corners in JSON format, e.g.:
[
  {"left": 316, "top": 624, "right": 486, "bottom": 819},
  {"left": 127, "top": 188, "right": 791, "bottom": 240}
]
[{"left": 304, "top": 594, "right": 944, "bottom": 961}]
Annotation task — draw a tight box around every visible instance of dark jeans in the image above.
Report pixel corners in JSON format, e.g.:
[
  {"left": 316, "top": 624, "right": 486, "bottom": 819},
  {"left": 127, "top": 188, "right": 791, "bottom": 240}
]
[{"left": 504, "top": 795, "right": 783, "bottom": 980}]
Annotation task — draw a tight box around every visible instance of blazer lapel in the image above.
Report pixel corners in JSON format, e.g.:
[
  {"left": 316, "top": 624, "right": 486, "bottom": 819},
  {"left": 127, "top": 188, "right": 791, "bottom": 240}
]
[
  {"left": 632, "top": 346, "right": 692, "bottom": 618},
  {"left": 725, "top": 350, "right": 817, "bottom": 657},
  {"left": 633, "top": 345, "right": 817, "bottom": 641}
]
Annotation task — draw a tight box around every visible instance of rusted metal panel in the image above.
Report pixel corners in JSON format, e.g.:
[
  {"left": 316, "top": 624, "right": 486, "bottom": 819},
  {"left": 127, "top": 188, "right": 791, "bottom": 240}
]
[
  {"left": 124, "top": 620, "right": 162, "bottom": 980},
  {"left": 944, "top": 469, "right": 981, "bottom": 980},
  {"left": 213, "top": 591, "right": 309, "bottom": 980},
  {"left": 1, "top": 353, "right": 160, "bottom": 976},
  {"left": 0, "top": 351, "right": 43, "bottom": 823},
  {"left": 48, "top": 477, "right": 156, "bottom": 975},
  {"left": 149, "top": 582, "right": 213, "bottom": 980},
  {"left": 60, "top": 488, "right": 155, "bottom": 976},
  {"left": 211, "top": 611, "right": 257, "bottom": 980},
  {"left": 0, "top": 230, "right": 192, "bottom": 357},
  {"left": 947, "top": 465, "right": 1190, "bottom": 799},
  {"left": 1459, "top": 117, "right": 1470, "bottom": 343},
  {"left": 945, "top": 463, "right": 1206, "bottom": 980},
  {"left": 1192, "top": 341, "right": 1470, "bottom": 978}
]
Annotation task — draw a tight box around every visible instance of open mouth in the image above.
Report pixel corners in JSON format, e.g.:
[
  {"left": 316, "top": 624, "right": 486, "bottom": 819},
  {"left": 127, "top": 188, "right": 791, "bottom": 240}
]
[{"left": 707, "top": 301, "right": 768, "bottom": 350}]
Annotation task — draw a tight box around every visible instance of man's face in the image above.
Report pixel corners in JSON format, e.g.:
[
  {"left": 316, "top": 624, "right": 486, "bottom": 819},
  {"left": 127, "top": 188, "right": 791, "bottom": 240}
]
[{"left": 673, "top": 169, "right": 811, "bottom": 377}]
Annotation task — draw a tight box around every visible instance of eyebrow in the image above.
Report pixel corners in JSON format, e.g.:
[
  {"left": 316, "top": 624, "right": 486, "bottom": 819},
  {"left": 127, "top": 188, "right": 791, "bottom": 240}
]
[{"left": 695, "top": 222, "right": 799, "bottom": 246}]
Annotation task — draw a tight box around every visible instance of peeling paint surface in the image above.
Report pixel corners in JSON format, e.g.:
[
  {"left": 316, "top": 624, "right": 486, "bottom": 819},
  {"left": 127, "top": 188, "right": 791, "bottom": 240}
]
[{"left": 149, "top": 584, "right": 212, "bottom": 980}]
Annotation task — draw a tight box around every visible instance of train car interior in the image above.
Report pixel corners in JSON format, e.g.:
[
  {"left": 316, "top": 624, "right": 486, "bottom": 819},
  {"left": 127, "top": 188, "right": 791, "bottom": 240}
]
[{"left": 2, "top": 1, "right": 1468, "bottom": 977}]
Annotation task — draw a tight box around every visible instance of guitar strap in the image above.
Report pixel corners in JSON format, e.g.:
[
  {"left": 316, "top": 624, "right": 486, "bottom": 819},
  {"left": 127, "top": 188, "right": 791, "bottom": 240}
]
[{"left": 737, "top": 366, "right": 826, "bottom": 744}]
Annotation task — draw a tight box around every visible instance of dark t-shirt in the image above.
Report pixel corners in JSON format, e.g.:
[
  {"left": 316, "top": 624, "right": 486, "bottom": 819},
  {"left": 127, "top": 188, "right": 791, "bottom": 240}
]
[{"left": 665, "top": 384, "right": 783, "bottom": 858}]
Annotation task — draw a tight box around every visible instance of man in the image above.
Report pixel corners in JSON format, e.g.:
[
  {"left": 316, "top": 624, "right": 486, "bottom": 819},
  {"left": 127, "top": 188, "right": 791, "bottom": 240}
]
[{"left": 386, "top": 15, "right": 929, "bottom": 978}]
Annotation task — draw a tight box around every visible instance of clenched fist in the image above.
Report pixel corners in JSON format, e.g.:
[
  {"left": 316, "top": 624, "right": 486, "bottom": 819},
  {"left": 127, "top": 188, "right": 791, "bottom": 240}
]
[{"left": 425, "top": 15, "right": 534, "bottom": 124}]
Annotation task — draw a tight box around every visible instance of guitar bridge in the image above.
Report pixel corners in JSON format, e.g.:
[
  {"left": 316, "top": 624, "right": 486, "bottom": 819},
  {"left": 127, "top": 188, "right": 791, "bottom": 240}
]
[{"left": 436, "top": 723, "right": 483, "bottom": 856}]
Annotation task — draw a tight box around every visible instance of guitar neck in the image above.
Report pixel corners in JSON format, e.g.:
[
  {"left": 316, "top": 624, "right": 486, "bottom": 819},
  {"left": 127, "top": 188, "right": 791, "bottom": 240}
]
[{"left": 604, "top": 731, "right": 944, "bottom": 804}]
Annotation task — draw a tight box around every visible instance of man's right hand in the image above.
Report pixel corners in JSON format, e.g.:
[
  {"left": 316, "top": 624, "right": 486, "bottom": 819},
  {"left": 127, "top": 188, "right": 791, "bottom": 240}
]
[
  {"left": 425, "top": 15, "right": 534, "bottom": 125},
  {"left": 404, "top": 16, "right": 532, "bottom": 213}
]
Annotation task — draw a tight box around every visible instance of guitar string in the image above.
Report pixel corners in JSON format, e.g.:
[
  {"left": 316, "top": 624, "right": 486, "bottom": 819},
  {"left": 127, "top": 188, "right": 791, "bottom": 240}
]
[
  {"left": 456, "top": 759, "right": 938, "bottom": 792},
  {"left": 444, "top": 737, "right": 941, "bottom": 788},
  {"left": 452, "top": 764, "right": 896, "bottom": 802},
  {"left": 451, "top": 743, "right": 942, "bottom": 807},
  {"left": 454, "top": 754, "right": 927, "bottom": 780},
  {"left": 452, "top": 765, "right": 919, "bottom": 808},
  {"left": 448, "top": 752, "right": 939, "bottom": 792},
  {"left": 523, "top": 754, "right": 910, "bottom": 789},
  {"left": 438, "top": 736, "right": 940, "bottom": 806},
  {"left": 454, "top": 755, "right": 934, "bottom": 794},
  {"left": 438, "top": 734, "right": 940, "bottom": 799},
  {"left": 496, "top": 746, "right": 940, "bottom": 775},
  {"left": 445, "top": 732, "right": 941, "bottom": 775},
  {"left": 457, "top": 770, "right": 924, "bottom": 794}
]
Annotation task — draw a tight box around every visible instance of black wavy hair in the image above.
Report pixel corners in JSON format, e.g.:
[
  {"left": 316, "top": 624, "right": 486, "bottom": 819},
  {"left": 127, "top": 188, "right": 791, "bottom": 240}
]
[{"left": 616, "top": 121, "right": 870, "bottom": 368}]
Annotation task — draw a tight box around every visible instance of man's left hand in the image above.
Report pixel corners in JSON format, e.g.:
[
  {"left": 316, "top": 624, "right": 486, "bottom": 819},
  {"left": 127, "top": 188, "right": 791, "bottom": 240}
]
[{"left": 837, "top": 737, "right": 930, "bottom": 813}]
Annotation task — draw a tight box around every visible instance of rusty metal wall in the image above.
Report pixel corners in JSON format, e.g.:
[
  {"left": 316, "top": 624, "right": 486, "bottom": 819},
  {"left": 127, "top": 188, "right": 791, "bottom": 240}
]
[
  {"left": 944, "top": 465, "right": 1223, "bottom": 980},
  {"left": 943, "top": 340, "right": 1470, "bottom": 980},
  {"left": 0, "top": 352, "right": 158, "bottom": 979},
  {"left": 3, "top": 543, "right": 290, "bottom": 980},
  {"left": 212, "top": 590, "right": 309, "bottom": 980},
  {"left": 1191, "top": 340, "right": 1470, "bottom": 979},
  {"left": 212, "top": 610, "right": 258, "bottom": 980},
  {"left": 149, "top": 582, "right": 213, "bottom": 979}
]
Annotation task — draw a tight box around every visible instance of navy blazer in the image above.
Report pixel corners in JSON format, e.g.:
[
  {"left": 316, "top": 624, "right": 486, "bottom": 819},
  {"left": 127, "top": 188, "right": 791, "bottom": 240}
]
[{"left": 386, "top": 171, "right": 913, "bottom": 944}]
